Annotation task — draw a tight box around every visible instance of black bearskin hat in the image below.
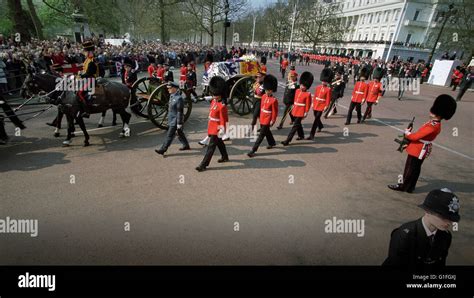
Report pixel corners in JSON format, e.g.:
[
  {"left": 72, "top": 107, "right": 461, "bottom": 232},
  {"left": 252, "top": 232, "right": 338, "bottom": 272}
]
[
  {"left": 430, "top": 94, "right": 457, "bottom": 120},
  {"left": 82, "top": 40, "right": 95, "bottom": 52},
  {"left": 299, "top": 71, "right": 314, "bottom": 89},
  {"left": 372, "top": 67, "right": 383, "bottom": 80},
  {"left": 263, "top": 74, "right": 278, "bottom": 92},
  {"left": 209, "top": 76, "right": 227, "bottom": 96},
  {"left": 260, "top": 56, "right": 267, "bottom": 65},
  {"left": 359, "top": 67, "right": 369, "bottom": 79},
  {"left": 335, "top": 65, "right": 345, "bottom": 75},
  {"left": 123, "top": 57, "right": 133, "bottom": 67},
  {"left": 320, "top": 68, "right": 333, "bottom": 83}
]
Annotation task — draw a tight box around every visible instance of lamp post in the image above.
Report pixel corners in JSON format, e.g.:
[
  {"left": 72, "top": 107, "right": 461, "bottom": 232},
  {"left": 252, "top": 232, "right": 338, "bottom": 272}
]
[
  {"left": 223, "top": 0, "right": 230, "bottom": 48},
  {"left": 426, "top": 4, "right": 456, "bottom": 65},
  {"left": 251, "top": 15, "right": 256, "bottom": 47},
  {"left": 288, "top": 0, "right": 299, "bottom": 52}
]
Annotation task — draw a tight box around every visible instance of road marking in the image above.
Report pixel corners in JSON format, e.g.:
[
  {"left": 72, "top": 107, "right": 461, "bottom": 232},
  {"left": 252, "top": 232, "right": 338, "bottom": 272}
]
[{"left": 336, "top": 102, "right": 474, "bottom": 161}]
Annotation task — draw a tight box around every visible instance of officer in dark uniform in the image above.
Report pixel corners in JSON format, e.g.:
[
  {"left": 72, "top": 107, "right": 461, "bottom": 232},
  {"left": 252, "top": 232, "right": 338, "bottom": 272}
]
[
  {"left": 383, "top": 188, "right": 460, "bottom": 271},
  {"left": 78, "top": 41, "right": 99, "bottom": 118},
  {"left": 155, "top": 81, "right": 190, "bottom": 155},
  {"left": 163, "top": 63, "right": 174, "bottom": 83}
]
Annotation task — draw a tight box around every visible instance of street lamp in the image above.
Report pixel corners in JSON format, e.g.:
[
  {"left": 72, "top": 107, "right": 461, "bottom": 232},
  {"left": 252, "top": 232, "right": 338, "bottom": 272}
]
[
  {"left": 427, "top": 4, "right": 456, "bottom": 65},
  {"left": 223, "top": 0, "right": 230, "bottom": 48}
]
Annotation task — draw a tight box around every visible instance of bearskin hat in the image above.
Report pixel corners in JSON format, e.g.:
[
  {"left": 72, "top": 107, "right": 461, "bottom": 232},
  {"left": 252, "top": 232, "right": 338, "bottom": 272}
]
[
  {"left": 82, "top": 40, "right": 95, "bottom": 52},
  {"left": 123, "top": 57, "right": 133, "bottom": 67},
  {"left": 430, "top": 94, "right": 457, "bottom": 120},
  {"left": 263, "top": 74, "right": 278, "bottom": 92},
  {"left": 335, "top": 65, "right": 345, "bottom": 75},
  {"left": 320, "top": 68, "right": 333, "bottom": 83},
  {"left": 299, "top": 71, "right": 314, "bottom": 89},
  {"left": 209, "top": 76, "right": 227, "bottom": 96},
  {"left": 372, "top": 67, "right": 384, "bottom": 80},
  {"left": 359, "top": 67, "right": 369, "bottom": 79},
  {"left": 260, "top": 56, "right": 267, "bottom": 65},
  {"left": 148, "top": 55, "right": 156, "bottom": 64}
]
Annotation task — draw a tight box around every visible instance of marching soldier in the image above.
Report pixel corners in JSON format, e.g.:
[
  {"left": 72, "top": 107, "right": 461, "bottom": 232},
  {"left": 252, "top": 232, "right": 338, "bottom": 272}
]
[
  {"left": 345, "top": 67, "right": 369, "bottom": 125},
  {"left": 325, "top": 68, "right": 345, "bottom": 119},
  {"left": 250, "top": 69, "right": 266, "bottom": 133},
  {"left": 307, "top": 68, "right": 332, "bottom": 140},
  {"left": 155, "top": 81, "right": 190, "bottom": 155},
  {"left": 362, "top": 67, "right": 383, "bottom": 122},
  {"left": 281, "top": 71, "right": 314, "bottom": 146},
  {"left": 196, "top": 76, "right": 229, "bottom": 172},
  {"left": 247, "top": 74, "right": 279, "bottom": 157},
  {"left": 383, "top": 188, "right": 460, "bottom": 271},
  {"left": 260, "top": 56, "right": 267, "bottom": 74},
  {"left": 163, "top": 63, "right": 174, "bottom": 83},
  {"left": 179, "top": 62, "right": 187, "bottom": 86},
  {"left": 147, "top": 57, "right": 158, "bottom": 78},
  {"left": 388, "top": 95, "right": 457, "bottom": 193},
  {"left": 77, "top": 40, "right": 99, "bottom": 118},
  {"left": 156, "top": 63, "right": 165, "bottom": 81},
  {"left": 276, "top": 69, "right": 298, "bottom": 129}
]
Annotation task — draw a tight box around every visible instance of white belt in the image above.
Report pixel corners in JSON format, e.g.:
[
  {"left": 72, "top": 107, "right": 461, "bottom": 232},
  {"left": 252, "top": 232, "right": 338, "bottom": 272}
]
[
  {"left": 418, "top": 139, "right": 432, "bottom": 159},
  {"left": 262, "top": 109, "right": 272, "bottom": 113},
  {"left": 209, "top": 117, "right": 220, "bottom": 122},
  {"left": 315, "top": 97, "right": 325, "bottom": 101},
  {"left": 355, "top": 91, "right": 364, "bottom": 94},
  {"left": 294, "top": 103, "right": 305, "bottom": 106}
]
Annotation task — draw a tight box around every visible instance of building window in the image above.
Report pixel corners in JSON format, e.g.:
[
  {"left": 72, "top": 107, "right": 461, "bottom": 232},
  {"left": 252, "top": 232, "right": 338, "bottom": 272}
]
[
  {"left": 394, "top": 9, "right": 400, "bottom": 21},
  {"left": 385, "top": 11, "right": 390, "bottom": 22},
  {"left": 413, "top": 10, "right": 420, "bottom": 21},
  {"left": 365, "top": 34, "right": 368, "bottom": 41},
  {"left": 389, "top": 32, "right": 394, "bottom": 40},
  {"left": 361, "top": 14, "right": 365, "bottom": 24},
  {"left": 376, "top": 12, "right": 380, "bottom": 23},
  {"left": 369, "top": 14, "right": 373, "bottom": 23},
  {"left": 358, "top": 34, "right": 362, "bottom": 40},
  {"left": 373, "top": 34, "right": 376, "bottom": 40},
  {"left": 381, "top": 33, "right": 385, "bottom": 40},
  {"left": 405, "top": 33, "right": 412, "bottom": 43}
]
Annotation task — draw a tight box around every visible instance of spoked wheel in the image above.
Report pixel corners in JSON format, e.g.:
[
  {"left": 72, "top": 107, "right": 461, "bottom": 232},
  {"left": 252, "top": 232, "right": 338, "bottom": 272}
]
[
  {"left": 229, "top": 76, "right": 255, "bottom": 116},
  {"left": 130, "top": 77, "right": 162, "bottom": 118},
  {"left": 147, "top": 84, "right": 192, "bottom": 130}
]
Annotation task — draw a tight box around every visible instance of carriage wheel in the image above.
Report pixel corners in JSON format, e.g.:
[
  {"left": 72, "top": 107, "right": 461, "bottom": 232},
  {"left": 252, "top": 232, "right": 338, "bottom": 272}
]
[
  {"left": 229, "top": 76, "right": 255, "bottom": 116},
  {"left": 147, "top": 84, "right": 192, "bottom": 130},
  {"left": 130, "top": 77, "right": 162, "bottom": 118}
]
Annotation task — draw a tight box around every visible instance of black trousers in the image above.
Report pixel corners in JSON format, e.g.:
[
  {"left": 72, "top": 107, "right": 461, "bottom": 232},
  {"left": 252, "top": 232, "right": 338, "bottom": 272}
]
[
  {"left": 456, "top": 84, "right": 470, "bottom": 101},
  {"left": 200, "top": 135, "right": 228, "bottom": 167},
  {"left": 252, "top": 124, "right": 276, "bottom": 152},
  {"left": 0, "top": 116, "right": 8, "bottom": 141},
  {"left": 309, "top": 110, "right": 324, "bottom": 137},
  {"left": 251, "top": 99, "right": 261, "bottom": 128},
  {"left": 363, "top": 102, "right": 374, "bottom": 120},
  {"left": 278, "top": 104, "right": 294, "bottom": 128},
  {"left": 0, "top": 100, "right": 23, "bottom": 128},
  {"left": 160, "top": 125, "right": 189, "bottom": 151},
  {"left": 285, "top": 117, "right": 304, "bottom": 142},
  {"left": 346, "top": 101, "right": 362, "bottom": 124},
  {"left": 400, "top": 155, "right": 425, "bottom": 192}
]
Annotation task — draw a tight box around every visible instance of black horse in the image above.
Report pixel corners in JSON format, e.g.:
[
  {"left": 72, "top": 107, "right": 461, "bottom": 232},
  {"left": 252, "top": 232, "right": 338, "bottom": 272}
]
[{"left": 21, "top": 71, "right": 132, "bottom": 146}]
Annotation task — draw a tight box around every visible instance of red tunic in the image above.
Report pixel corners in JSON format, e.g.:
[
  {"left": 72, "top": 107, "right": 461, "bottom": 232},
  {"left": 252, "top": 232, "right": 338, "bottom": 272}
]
[
  {"left": 207, "top": 99, "right": 227, "bottom": 136},
  {"left": 312, "top": 85, "right": 331, "bottom": 111},
  {"left": 156, "top": 67, "right": 165, "bottom": 80},
  {"left": 179, "top": 66, "right": 187, "bottom": 82},
  {"left": 291, "top": 89, "right": 311, "bottom": 117},
  {"left": 351, "top": 81, "right": 368, "bottom": 103},
  {"left": 406, "top": 120, "right": 441, "bottom": 159},
  {"left": 259, "top": 94, "right": 278, "bottom": 125},
  {"left": 147, "top": 65, "right": 157, "bottom": 78},
  {"left": 366, "top": 81, "right": 383, "bottom": 103}
]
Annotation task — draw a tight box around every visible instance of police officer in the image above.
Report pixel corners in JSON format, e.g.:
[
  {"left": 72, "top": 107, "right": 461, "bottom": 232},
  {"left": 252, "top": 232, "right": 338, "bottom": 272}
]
[
  {"left": 155, "top": 81, "right": 190, "bottom": 155},
  {"left": 196, "top": 76, "right": 229, "bottom": 172},
  {"left": 383, "top": 188, "right": 460, "bottom": 271},
  {"left": 388, "top": 95, "right": 457, "bottom": 193}
]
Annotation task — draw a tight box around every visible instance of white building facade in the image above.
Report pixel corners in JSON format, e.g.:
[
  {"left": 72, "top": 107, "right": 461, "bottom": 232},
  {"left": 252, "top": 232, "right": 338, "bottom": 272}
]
[{"left": 310, "top": 0, "right": 452, "bottom": 62}]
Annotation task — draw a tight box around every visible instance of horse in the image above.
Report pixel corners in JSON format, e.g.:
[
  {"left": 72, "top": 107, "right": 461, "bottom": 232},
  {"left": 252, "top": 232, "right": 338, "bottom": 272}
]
[
  {"left": 21, "top": 71, "right": 132, "bottom": 146},
  {"left": 20, "top": 72, "right": 117, "bottom": 137}
]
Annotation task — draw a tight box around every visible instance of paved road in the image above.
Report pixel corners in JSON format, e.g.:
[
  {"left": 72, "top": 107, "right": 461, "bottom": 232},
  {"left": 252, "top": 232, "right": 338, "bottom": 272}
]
[{"left": 1, "top": 59, "right": 473, "bottom": 265}]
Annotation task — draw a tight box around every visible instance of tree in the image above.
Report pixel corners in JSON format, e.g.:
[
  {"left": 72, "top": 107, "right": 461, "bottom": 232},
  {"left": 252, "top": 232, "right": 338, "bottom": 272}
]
[
  {"left": 26, "top": 0, "right": 44, "bottom": 39},
  {"left": 294, "top": 0, "right": 343, "bottom": 50},
  {"left": 183, "top": 0, "right": 248, "bottom": 46},
  {"left": 6, "top": 0, "right": 33, "bottom": 41}
]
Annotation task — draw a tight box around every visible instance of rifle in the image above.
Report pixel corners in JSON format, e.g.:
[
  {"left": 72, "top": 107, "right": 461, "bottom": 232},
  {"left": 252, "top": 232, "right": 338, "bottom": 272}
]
[{"left": 394, "top": 117, "right": 415, "bottom": 152}]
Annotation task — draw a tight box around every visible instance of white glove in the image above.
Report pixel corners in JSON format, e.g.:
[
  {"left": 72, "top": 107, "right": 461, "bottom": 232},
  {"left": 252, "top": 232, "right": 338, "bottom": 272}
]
[
  {"left": 177, "top": 124, "right": 182, "bottom": 129},
  {"left": 304, "top": 112, "right": 308, "bottom": 118},
  {"left": 404, "top": 129, "right": 411, "bottom": 135}
]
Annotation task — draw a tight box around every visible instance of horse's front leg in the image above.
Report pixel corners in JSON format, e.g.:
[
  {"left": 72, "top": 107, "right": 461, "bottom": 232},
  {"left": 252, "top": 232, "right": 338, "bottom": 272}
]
[
  {"left": 62, "top": 113, "right": 74, "bottom": 147},
  {"left": 75, "top": 115, "right": 90, "bottom": 146}
]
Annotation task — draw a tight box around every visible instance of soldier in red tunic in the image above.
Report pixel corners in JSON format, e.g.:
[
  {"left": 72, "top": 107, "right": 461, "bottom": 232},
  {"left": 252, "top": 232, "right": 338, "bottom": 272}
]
[
  {"left": 196, "top": 76, "right": 229, "bottom": 172},
  {"left": 388, "top": 95, "right": 457, "bottom": 193},
  {"left": 281, "top": 71, "right": 314, "bottom": 146},
  {"left": 307, "top": 68, "right": 332, "bottom": 140},
  {"left": 345, "top": 67, "right": 369, "bottom": 125},
  {"left": 362, "top": 67, "right": 383, "bottom": 122},
  {"left": 247, "top": 74, "right": 278, "bottom": 157}
]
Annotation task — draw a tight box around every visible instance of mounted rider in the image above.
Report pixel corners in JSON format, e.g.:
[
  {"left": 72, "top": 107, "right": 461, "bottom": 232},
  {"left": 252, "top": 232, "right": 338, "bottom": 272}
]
[{"left": 78, "top": 40, "right": 99, "bottom": 118}]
